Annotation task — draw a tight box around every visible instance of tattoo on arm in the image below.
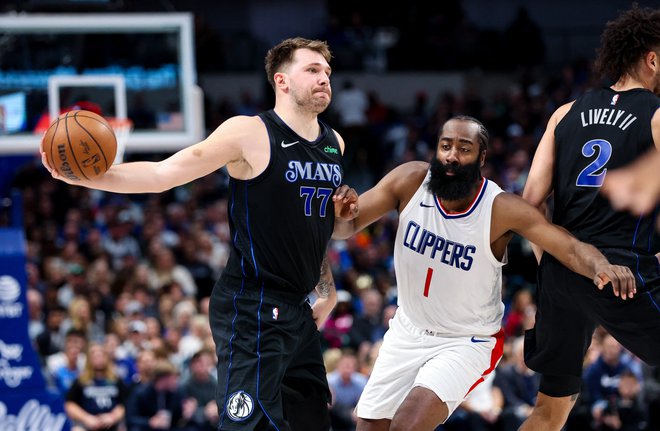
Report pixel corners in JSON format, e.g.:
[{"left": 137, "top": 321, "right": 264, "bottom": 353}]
[{"left": 316, "top": 254, "right": 335, "bottom": 298}]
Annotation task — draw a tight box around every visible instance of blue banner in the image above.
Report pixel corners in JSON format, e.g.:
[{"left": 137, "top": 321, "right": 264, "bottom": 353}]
[{"left": 0, "top": 228, "right": 69, "bottom": 430}]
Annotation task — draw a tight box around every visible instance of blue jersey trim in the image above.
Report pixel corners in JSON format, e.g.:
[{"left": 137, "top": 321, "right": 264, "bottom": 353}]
[
  {"left": 632, "top": 216, "right": 646, "bottom": 288},
  {"left": 257, "top": 282, "right": 280, "bottom": 430},
  {"left": 245, "top": 185, "right": 259, "bottom": 277},
  {"left": 219, "top": 281, "right": 245, "bottom": 428}
]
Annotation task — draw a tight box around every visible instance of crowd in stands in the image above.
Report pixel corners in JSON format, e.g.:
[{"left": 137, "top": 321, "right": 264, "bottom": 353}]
[{"left": 5, "top": 54, "right": 659, "bottom": 431}]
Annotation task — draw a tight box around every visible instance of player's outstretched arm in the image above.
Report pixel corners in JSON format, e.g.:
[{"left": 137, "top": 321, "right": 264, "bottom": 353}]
[
  {"left": 332, "top": 161, "right": 427, "bottom": 240},
  {"left": 41, "top": 115, "right": 255, "bottom": 193},
  {"left": 494, "top": 193, "right": 636, "bottom": 299},
  {"left": 311, "top": 252, "right": 337, "bottom": 329}
]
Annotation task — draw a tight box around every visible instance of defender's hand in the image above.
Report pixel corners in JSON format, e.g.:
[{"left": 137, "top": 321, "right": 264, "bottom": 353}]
[
  {"left": 333, "top": 185, "right": 359, "bottom": 220},
  {"left": 593, "top": 264, "right": 636, "bottom": 300}
]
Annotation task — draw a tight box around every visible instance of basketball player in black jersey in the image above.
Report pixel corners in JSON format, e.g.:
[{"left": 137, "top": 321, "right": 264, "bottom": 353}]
[
  {"left": 521, "top": 6, "right": 660, "bottom": 431},
  {"left": 42, "top": 37, "right": 358, "bottom": 431}
]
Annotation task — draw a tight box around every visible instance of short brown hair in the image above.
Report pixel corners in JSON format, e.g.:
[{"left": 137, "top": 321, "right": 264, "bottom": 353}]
[
  {"left": 264, "top": 37, "right": 332, "bottom": 90},
  {"left": 152, "top": 359, "right": 178, "bottom": 381}
]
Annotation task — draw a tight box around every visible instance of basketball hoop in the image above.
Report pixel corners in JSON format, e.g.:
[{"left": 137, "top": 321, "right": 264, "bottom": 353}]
[{"left": 106, "top": 117, "right": 133, "bottom": 164}]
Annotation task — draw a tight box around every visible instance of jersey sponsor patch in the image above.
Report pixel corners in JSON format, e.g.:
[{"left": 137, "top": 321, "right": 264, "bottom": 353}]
[{"left": 226, "top": 390, "right": 254, "bottom": 421}]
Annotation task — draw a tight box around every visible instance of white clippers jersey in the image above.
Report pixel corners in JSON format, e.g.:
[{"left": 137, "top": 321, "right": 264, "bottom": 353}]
[{"left": 394, "top": 171, "right": 506, "bottom": 336}]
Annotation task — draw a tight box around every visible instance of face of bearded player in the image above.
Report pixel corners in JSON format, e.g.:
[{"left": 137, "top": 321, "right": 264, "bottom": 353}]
[{"left": 427, "top": 119, "right": 484, "bottom": 201}]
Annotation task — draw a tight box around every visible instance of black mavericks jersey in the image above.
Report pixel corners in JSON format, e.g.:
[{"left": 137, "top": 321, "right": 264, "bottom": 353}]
[
  {"left": 553, "top": 87, "right": 659, "bottom": 252},
  {"left": 219, "top": 110, "right": 343, "bottom": 297}
]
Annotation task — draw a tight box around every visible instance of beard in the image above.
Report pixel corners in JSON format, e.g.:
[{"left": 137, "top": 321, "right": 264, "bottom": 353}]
[{"left": 427, "top": 157, "right": 482, "bottom": 200}]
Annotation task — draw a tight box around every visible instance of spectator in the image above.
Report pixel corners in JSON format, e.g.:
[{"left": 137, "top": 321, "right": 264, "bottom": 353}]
[
  {"left": 49, "top": 328, "right": 88, "bottom": 395},
  {"left": 322, "top": 290, "right": 354, "bottom": 349},
  {"left": 446, "top": 372, "right": 503, "bottom": 431},
  {"left": 147, "top": 248, "right": 197, "bottom": 297},
  {"left": 596, "top": 370, "right": 647, "bottom": 431},
  {"left": 102, "top": 216, "right": 142, "bottom": 270},
  {"left": 26, "top": 288, "right": 45, "bottom": 342},
  {"left": 494, "top": 336, "right": 540, "bottom": 430},
  {"left": 126, "top": 360, "right": 192, "bottom": 431},
  {"left": 327, "top": 351, "right": 368, "bottom": 431},
  {"left": 585, "top": 334, "right": 638, "bottom": 424},
  {"left": 347, "top": 288, "right": 384, "bottom": 351},
  {"left": 128, "top": 349, "right": 156, "bottom": 395},
  {"left": 503, "top": 288, "right": 534, "bottom": 338},
  {"left": 36, "top": 304, "right": 67, "bottom": 357},
  {"left": 60, "top": 296, "right": 105, "bottom": 344},
  {"left": 65, "top": 343, "right": 127, "bottom": 431},
  {"left": 180, "top": 349, "right": 218, "bottom": 431}
]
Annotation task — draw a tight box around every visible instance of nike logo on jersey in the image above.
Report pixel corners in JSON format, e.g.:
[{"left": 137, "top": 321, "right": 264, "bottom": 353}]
[
  {"left": 470, "top": 336, "right": 489, "bottom": 343},
  {"left": 419, "top": 202, "right": 434, "bottom": 208},
  {"left": 281, "top": 140, "right": 300, "bottom": 148}
]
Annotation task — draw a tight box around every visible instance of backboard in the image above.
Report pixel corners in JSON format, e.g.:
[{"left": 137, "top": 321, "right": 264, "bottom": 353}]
[{"left": 0, "top": 13, "right": 204, "bottom": 155}]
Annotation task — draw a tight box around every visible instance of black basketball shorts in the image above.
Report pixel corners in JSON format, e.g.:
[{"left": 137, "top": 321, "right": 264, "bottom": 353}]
[
  {"left": 524, "top": 250, "right": 660, "bottom": 397},
  {"left": 209, "top": 283, "right": 330, "bottom": 431}
]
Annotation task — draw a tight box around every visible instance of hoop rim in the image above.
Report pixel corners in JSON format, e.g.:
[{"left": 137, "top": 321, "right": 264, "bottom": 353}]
[{"left": 106, "top": 117, "right": 134, "bottom": 132}]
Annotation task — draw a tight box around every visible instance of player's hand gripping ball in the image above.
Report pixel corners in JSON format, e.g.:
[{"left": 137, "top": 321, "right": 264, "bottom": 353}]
[{"left": 42, "top": 110, "right": 117, "bottom": 181}]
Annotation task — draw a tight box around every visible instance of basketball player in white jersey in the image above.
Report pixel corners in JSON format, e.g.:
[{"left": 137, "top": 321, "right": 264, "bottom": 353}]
[{"left": 332, "top": 115, "right": 636, "bottom": 431}]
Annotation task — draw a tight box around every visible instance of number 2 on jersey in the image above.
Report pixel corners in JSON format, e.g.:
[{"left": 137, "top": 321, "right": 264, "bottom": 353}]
[
  {"left": 576, "top": 139, "right": 612, "bottom": 187},
  {"left": 300, "top": 186, "right": 333, "bottom": 217}
]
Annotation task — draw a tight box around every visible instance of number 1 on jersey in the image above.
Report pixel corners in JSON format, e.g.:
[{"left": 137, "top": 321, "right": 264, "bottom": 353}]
[{"left": 423, "top": 267, "right": 433, "bottom": 297}]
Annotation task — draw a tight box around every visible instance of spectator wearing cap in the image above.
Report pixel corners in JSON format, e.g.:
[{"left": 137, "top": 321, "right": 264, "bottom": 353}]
[
  {"left": 103, "top": 213, "right": 142, "bottom": 271},
  {"left": 126, "top": 360, "right": 193, "bottom": 431},
  {"left": 57, "top": 263, "right": 89, "bottom": 309},
  {"left": 122, "top": 320, "right": 149, "bottom": 359}
]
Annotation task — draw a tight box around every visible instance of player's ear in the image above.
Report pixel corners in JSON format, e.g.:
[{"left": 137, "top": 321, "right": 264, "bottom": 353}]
[
  {"left": 646, "top": 50, "right": 658, "bottom": 70},
  {"left": 274, "top": 72, "right": 287, "bottom": 90},
  {"left": 479, "top": 150, "right": 486, "bottom": 167}
]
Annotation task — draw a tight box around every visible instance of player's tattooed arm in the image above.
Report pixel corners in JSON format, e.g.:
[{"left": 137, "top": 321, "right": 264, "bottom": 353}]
[
  {"left": 311, "top": 252, "right": 337, "bottom": 329},
  {"left": 316, "top": 253, "right": 334, "bottom": 298}
]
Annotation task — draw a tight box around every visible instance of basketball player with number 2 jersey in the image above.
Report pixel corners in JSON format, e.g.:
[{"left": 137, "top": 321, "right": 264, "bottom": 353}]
[{"left": 333, "top": 115, "right": 636, "bottom": 431}]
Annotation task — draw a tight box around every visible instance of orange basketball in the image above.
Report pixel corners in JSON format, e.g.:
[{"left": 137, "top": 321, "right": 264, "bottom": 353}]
[{"left": 42, "top": 110, "right": 117, "bottom": 181}]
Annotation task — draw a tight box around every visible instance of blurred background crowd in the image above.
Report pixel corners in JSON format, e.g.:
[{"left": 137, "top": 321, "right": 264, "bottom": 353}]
[{"left": 1, "top": 1, "right": 659, "bottom": 431}]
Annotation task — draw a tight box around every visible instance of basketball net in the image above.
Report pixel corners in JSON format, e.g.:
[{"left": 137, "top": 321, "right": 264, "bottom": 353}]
[{"left": 106, "top": 117, "right": 133, "bottom": 164}]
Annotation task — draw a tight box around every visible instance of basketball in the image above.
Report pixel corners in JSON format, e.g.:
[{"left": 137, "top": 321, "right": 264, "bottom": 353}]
[{"left": 42, "top": 110, "right": 117, "bottom": 181}]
